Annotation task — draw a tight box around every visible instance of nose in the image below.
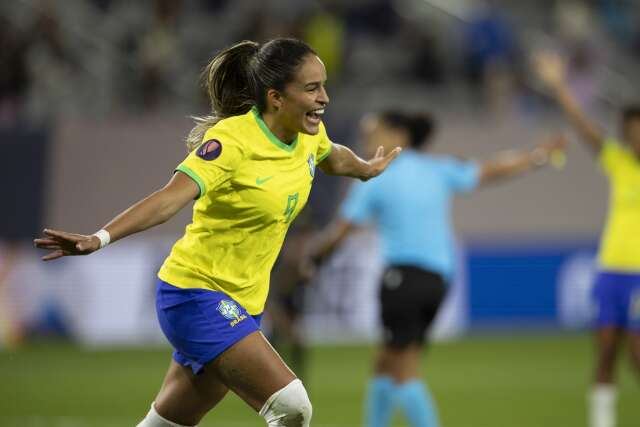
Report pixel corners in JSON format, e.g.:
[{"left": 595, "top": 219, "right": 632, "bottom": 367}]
[{"left": 318, "top": 86, "right": 330, "bottom": 105}]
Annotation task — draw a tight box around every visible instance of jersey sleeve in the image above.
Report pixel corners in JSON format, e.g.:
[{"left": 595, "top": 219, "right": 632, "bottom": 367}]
[
  {"left": 439, "top": 158, "right": 480, "bottom": 193},
  {"left": 339, "top": 181, "right": 376, "bottom": 225},
  {"left": 315, "top": 121, "right": 333, "bottom": 164},
  {"left": 599, "top": 138, "right": 623, "bottom": 175},
  {"left": 175, "top": 127, "right": 244, "bottom": 199}
]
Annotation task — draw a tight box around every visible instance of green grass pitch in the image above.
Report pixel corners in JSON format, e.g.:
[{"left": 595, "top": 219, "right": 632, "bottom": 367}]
[{"left": 0, "top": 334, "right": 637, "bottom": 426}]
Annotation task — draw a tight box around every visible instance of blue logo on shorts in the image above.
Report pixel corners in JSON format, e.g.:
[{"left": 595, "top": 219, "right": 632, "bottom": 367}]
[
  {"left": 217, "top": 300, "right": 241, "bottom": 320},
  {"left": 308, "top": 154, "right": 315, "bottom": 177}
]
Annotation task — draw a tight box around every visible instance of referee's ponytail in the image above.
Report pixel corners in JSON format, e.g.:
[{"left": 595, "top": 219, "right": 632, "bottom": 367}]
[{"left": 186, "top": 38, "right": 316, "bottom": 151}]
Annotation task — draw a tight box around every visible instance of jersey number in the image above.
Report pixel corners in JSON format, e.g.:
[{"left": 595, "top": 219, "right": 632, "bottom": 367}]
[{"left": 283, "top": 193, "right": 299, "bottom": 223}]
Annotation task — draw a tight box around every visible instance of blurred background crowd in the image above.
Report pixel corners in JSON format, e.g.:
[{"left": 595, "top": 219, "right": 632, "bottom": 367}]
[{"left": 2, "top": 0, "right": 640, "bottom": 124}]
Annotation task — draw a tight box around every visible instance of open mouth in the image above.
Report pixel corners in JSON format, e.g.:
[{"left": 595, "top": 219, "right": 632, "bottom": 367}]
[{"left": 305, "top": 108, "right": 325, "bottom": 125}]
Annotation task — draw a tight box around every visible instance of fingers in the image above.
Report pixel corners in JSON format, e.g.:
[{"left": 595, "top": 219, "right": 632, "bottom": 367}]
[
  {"left": 375, "top": 146, "right": 384, "bottom": 158},
  {"left": 43, "top": 229, "right": 85, "bottom": 242},
  {"left": 42, "top": 250, "right": 66, "bottom": 261},
  {"left": 36, "top": 243, "right": 63, "bottom": 250},
  {"left": 386, "top": 147, "right": 402, "bottom": 160},
  {"left": 381, "top": 147, "right": 402, "bottom": 166},
  {"left": 34, "top": 238, "right": 59, "bottom": 246}
]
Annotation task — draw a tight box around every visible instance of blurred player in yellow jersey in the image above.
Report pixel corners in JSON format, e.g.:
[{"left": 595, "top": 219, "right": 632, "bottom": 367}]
[
  {"left": 34, "top": 38, "right": 400, "bottom": 427},
  {"left": 536, "top": 52, "right": 640, "bottom": 427}
]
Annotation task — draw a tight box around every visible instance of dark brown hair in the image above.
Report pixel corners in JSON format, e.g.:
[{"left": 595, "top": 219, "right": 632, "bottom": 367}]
[{"left": 186, "top": 38, "right": 316, "bottom": 151}]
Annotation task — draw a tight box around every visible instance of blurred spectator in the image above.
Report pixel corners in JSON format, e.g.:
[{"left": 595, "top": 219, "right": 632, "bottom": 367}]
[
  {"left": 345, "top": 0, "right": 400, "bottom": 39},
  {"left": 302, "top": 3, "right": 346, "bottom": 82},
  {"left": 597, "top": 0, "right": 635, "bottom": 46},
  {"left": 0, "top": 16, "right": 30, "bottom": 127},
  {"left": 462, "top": 1, "right": 519, "bottom": 113},
  {"left": 138, "top": 0, "right": 184, "bottom": 109},
  {"left": 400, "top": 23, "right": 446, "bottom": 86},
  {"left": 463, "top": 1, "right": 517, "bottom": 87}
]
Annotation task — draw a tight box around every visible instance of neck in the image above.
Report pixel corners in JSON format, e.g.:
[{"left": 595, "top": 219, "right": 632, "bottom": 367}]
[{"left": 261, "top": 111, "right": 296, "bottom": 145}]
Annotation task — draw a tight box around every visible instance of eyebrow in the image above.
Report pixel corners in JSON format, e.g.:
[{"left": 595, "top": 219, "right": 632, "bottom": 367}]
[{"left": 304, "top": 80, "right": 327, "bottom": 88}]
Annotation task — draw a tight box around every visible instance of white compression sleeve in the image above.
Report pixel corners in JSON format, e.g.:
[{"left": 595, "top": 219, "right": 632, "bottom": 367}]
[
  {"left": 136, "top": 403, "right": 195, "bottom": 427},
  {"left": 259, "top": 379, "right": 312, "bottom": 427}
]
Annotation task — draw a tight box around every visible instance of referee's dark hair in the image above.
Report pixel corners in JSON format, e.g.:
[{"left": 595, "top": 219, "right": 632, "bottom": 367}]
[{"left": 378, "top": 111, "right": 436, "bottom": 149}]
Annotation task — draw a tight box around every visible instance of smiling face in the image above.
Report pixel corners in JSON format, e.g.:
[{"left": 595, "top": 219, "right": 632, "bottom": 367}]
[{"left": 268, "top": 54, "right": 329, "bottom": 140}]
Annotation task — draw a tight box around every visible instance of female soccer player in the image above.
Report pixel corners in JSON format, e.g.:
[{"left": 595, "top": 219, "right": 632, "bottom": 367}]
[
  {"left": 33, "top": 38, "right": 400, "bottom": 427},
  {"left": 302, "top": 110, "right": 566, "bottom": 427},
  {"left": 535, "top": 52, "right": 640, "bottom": 427}
]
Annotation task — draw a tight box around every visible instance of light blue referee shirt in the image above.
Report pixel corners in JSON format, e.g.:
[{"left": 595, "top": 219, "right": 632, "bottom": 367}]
[{"left": 340, "top": 150, "right": 480, "bottom": 280}]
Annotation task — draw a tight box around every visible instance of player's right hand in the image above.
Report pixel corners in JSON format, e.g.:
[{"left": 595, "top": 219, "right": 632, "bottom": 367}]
[
  {"left": 533, "top": 51, "right": 566, "bottom": 88},
  {"left": 298, "top": 255, "right": 317, "bottom": 282},
  {"left": 33, "top": 229, "right": 101, "bottom": 261}
]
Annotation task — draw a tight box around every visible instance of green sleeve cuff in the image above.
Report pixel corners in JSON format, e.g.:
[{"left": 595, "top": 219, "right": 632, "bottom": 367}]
[
  {"left": 317, "top": 142, "right": 333, "bottom": 163},
  {"left": 176, "top": 164, "right": 205, "bottom": 199}
]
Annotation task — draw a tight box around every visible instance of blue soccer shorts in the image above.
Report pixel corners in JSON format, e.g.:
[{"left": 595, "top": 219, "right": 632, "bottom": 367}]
[
  {"left": 155, "top": 279, "right": 263, "bottom": 374},
  {"left": 592, "top": 271, "right": 640, "bottom": 332}
]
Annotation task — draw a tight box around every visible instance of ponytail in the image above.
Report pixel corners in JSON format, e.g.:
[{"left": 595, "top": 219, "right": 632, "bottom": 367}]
[{"left": 185, "top": 41, "right": 259, "bottom": 151}]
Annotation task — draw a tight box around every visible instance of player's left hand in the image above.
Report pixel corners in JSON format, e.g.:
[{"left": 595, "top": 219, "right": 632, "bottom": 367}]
[{"left": 362, "top": 146, "right": 402, "bottom": 181}]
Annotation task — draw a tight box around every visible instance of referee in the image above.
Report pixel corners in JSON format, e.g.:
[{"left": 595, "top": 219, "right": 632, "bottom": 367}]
[{"left": 303, "top": 110, "right": 566, "bottom": 427}]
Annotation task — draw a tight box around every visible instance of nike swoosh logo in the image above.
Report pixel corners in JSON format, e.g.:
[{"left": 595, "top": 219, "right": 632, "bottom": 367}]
[{"left": 256, "top": 176, "right": 273, "bottom": 185}]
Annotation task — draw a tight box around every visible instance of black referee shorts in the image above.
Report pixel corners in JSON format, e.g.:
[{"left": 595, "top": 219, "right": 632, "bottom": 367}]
[{"left": 379, "top": 265, "right": 447, "bottom": 348}]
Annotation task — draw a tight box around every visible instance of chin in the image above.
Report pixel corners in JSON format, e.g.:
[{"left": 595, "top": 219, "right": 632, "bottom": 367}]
[{"left": 301, "top": 123, "right": 320, "bottom": 135}]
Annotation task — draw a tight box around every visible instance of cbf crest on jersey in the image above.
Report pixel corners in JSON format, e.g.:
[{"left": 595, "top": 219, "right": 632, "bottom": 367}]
[
  {"left": 217, "top": 299, "right": 241, "bottom": 320},
  {"left": 307, "top": 154, "right": 316, "bottom": 177}
]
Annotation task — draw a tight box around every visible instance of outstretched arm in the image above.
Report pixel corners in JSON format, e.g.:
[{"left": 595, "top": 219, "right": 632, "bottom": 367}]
[
  {"left": 478, "top": 134, "right": 567, "bottom": 186},
  {"left": 319, "top": 144, "right": 401, "bottom": 181},
  {"left": 34, "top": 172, "right": 199, "bottom": 261},
  {"left": 534, "top": 51, "right": 604, "bottom": 154}
]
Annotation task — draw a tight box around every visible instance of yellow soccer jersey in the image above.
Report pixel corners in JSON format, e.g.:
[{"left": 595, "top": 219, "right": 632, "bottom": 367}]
[
  {"left": 598, "top": 138, "right": 640, "bottom": 271},
  {"left": 158, "top": 108, "right": 332, "bottom": 314}
]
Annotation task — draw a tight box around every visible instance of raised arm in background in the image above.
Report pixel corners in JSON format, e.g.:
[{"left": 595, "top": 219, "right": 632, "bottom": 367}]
[
  {"left": 478, "top": 134, "right": 567, "bottom": 186},
  {"left": 534, "top": 51, "right": 605, "bottom": 154}
]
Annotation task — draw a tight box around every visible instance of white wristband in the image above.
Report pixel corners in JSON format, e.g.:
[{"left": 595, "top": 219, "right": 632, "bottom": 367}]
[{"left": 93, "top": 229, "right": 111, "bottom": 249}]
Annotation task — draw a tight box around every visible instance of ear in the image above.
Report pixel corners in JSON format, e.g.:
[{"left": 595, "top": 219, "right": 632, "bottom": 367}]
[{"left": 266, "top": 89, "right": 283, "bottom": 111}]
